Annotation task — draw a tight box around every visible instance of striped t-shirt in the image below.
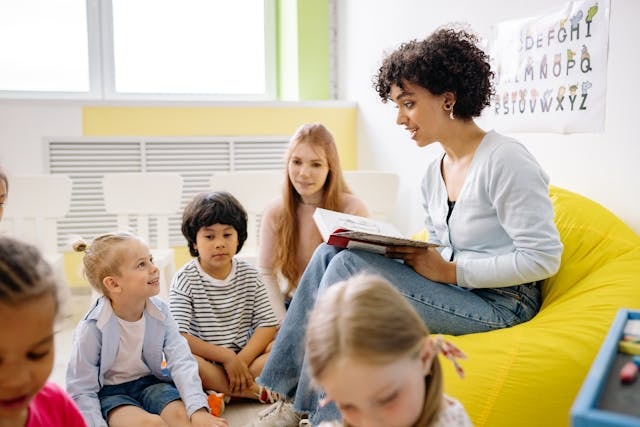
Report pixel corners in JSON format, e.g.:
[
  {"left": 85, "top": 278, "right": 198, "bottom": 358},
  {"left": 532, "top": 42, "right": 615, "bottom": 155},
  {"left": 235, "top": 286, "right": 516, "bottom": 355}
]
[{"left": 170, "top": 257, "right": 278, "bottom": 352}]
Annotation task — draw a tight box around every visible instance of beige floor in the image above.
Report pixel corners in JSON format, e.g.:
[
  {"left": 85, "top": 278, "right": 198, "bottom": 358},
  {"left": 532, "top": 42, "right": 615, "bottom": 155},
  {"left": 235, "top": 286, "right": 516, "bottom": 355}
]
[{"left": 52, "top": 288, "right": 265, "bottom": 426}]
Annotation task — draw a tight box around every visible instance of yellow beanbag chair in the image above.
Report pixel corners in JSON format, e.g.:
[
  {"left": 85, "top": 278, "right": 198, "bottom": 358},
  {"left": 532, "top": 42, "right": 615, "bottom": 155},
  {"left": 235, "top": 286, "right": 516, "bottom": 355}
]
[{"left": 438, "top": 186, "right": 640, "bottom": 427}]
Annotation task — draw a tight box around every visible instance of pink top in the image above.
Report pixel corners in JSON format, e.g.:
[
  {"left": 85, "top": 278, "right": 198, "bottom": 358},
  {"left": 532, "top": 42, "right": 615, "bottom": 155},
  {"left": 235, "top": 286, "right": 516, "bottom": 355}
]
[
  {"left": 27, "top": 382, "right": 86, "bottom": 427},
  {"left": 258, "top": 193, "right": 369, "bottom": 304}
]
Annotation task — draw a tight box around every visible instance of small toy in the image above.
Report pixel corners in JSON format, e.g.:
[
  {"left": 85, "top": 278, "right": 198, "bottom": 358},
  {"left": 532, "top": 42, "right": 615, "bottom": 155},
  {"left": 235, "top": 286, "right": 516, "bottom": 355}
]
[
  {"left": 620, "top": 355, "right": 640, "bottom": 384},
  {"left": 623, "top": 319, "right": 640, "bottom": 337},
  {"left": 207, "top": 391, "right": 226, "bottom": 416},
  {"left": 618, "top": 340, "right": 640, "bottom": 355}
]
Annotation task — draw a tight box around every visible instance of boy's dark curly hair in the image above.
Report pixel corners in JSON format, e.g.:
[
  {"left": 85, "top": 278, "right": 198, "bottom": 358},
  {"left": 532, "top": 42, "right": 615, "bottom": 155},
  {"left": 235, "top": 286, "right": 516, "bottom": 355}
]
[
  {"left": 181, "top": 191, "right": 248, "bottom": 257},
  {"left": 374, "top": 26, "right": 494, "bottom": 119}
]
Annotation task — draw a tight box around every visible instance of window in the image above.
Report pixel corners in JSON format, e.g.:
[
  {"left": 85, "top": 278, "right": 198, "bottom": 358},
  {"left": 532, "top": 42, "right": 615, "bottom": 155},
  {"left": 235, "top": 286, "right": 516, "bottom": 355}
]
[
  {"left": 0, "top": 0, "right": 91, "bottom": 96},
  {"left": 0, "top": 0, "right": 275, "bottom": 100},
  {"left": 108, "top": 0, "right": 269, "bottom": 97}
]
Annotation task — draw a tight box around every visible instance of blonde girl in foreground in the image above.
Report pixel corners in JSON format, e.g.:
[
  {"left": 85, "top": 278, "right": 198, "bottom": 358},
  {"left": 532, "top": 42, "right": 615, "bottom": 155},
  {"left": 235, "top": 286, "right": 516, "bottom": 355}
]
[
  {"left": 0, "top": 236, "right": 86, "bottom": 427},
  {"left": 305, "top": 274, "right": 473, "bottom": 427},
  {"left": 66, "top": 232, "right": 226, "bottom": 427}
]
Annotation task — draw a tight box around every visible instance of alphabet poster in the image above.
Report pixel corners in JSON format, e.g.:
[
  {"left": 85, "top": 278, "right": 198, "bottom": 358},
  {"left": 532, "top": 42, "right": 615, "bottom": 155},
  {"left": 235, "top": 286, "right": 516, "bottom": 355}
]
[{"left": 487, "top": 0, "right": 610, "bottom": 133}]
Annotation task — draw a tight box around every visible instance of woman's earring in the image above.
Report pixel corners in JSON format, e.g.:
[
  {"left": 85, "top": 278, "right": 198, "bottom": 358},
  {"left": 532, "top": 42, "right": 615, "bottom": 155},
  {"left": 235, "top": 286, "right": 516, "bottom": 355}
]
[{"left": 445, "top": 104, "right": 454, "bottom": 120}]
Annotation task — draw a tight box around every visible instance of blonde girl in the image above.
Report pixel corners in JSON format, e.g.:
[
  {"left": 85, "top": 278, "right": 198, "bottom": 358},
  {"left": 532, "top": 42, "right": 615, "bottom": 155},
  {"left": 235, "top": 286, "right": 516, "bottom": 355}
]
[
  {"left": 258, "top": 123, "right": 369, "bottom": 318},
  {"left": 305, "top": 274, "right": 472, "bottom": 427},
  {"left": 0, "top": 236, "right": 86, "bottom": 427},
  {"left": 66, "top": 232, "right": 226, "bottom": 427}
]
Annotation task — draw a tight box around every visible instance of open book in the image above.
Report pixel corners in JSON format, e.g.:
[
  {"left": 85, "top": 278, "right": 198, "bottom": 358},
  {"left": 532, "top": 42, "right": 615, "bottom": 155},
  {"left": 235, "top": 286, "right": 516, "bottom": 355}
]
[{"left": 312, "top": 207, "right": 439, "bottom": 255}]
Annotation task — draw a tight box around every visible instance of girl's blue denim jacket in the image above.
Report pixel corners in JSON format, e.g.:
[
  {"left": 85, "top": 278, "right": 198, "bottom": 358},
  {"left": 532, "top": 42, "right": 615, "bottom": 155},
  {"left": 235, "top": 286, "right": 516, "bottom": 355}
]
[{"left": 66, "top": 296, "right": 208, "bottom": 427}]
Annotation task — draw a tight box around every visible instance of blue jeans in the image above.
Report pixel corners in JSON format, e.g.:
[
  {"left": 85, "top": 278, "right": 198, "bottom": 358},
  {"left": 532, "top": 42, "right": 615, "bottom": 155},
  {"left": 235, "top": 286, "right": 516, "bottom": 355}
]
[
  {"left": 98, "top": 375, "right": 181, "bottom": 419},
  {"left": 258, "top": 244, "right": 541, "bottom": 424}
]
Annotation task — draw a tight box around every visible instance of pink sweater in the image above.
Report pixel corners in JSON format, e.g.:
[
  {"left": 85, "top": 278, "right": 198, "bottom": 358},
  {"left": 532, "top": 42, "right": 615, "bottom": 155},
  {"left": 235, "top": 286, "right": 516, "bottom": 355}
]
[
  {"left": 27, "top": 382, "right": 86, "bottom": 427},
  {"left": 258, "top": 193, "right": 369, "bottom": 319}
]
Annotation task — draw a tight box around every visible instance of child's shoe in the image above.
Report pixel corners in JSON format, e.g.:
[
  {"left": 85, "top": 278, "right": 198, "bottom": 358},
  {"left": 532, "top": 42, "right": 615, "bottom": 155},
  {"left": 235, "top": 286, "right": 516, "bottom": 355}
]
[{"left": 206, "top": 390, "right": 226, "bottom": 416}]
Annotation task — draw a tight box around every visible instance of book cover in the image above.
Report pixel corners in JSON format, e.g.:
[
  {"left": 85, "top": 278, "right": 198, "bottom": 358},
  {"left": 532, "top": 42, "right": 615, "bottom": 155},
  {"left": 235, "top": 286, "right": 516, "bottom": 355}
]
[{"left": 312, "top": 207, "right": 438, "bottom": 255}]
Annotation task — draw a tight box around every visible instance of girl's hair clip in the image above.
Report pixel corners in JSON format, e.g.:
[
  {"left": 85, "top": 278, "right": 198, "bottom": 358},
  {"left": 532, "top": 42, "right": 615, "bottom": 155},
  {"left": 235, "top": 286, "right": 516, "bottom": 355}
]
[{"left": 433, "top": 335, "right": 467, "bottom": 378}]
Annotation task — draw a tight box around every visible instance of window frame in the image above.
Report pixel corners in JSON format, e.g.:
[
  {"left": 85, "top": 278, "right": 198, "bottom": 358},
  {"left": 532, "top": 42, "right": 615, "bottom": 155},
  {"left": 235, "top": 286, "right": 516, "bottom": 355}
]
[{"left": 0, "top": 0, "right": 276, "bottom": 101}]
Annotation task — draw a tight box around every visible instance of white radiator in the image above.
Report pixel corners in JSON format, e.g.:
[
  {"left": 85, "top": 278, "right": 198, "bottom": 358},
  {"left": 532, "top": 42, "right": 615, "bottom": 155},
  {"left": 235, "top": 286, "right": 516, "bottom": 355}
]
[{"left": 46, "top": 136, "right": 288, "bottom": 248}]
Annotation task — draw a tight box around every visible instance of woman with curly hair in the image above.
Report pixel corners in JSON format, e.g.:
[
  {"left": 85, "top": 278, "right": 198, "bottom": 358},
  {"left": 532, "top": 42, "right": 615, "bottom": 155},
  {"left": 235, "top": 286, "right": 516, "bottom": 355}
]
[{"left": 250, "top": 26, "right": 562, "bottom": 427}]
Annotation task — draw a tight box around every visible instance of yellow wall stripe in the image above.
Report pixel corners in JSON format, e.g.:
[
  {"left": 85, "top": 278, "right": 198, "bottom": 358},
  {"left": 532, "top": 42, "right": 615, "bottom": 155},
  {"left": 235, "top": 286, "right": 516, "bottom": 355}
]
[{"left": 82, "top": 106, "right": 357, "bottom": 168}]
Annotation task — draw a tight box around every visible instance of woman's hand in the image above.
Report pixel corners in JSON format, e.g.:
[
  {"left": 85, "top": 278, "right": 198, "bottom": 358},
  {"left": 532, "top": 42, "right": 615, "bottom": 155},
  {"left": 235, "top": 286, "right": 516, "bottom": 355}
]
[
  {"left": 190, "top": 408, "right": 228, "bottom": 427},
  {"left": 385, "top": 246, "right": 457, "bottom": 284},
  {"left": 221, "top": 351, "right": 254, "bottom": 393}
]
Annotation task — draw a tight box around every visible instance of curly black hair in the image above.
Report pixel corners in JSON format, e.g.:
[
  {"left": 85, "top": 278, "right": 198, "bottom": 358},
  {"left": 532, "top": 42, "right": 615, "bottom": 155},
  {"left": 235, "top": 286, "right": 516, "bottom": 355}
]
[
  {"left": 181, "top": 191, "right": 248, "bottom": 257},
  {"left": 374, "top": 26, "right": 494, "bottom": 119}
]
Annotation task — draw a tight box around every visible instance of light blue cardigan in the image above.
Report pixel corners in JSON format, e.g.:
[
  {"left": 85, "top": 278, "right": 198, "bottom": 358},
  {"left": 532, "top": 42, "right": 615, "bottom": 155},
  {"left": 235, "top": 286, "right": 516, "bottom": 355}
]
[
  {"left": 66, "top": 296, "right": 208, "bottom": 427},
  {"left": 422, "top": 130, "right": 563, "bottom": 289}
]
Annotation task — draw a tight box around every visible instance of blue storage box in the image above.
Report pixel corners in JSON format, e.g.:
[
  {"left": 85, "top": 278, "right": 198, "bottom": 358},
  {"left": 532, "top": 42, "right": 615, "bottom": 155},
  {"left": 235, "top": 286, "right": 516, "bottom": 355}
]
[{"left": 571, "top": 309, "right": 640, "bottom": 426}]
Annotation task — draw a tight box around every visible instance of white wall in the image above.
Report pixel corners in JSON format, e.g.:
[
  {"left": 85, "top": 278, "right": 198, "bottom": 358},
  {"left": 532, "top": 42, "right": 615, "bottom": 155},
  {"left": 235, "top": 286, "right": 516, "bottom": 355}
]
[
  {"left": 0, "top": 103, "right": 83, "bottom": 174},
  {"left": 336, "top": 0, "right": 640, "bottom": 235}
]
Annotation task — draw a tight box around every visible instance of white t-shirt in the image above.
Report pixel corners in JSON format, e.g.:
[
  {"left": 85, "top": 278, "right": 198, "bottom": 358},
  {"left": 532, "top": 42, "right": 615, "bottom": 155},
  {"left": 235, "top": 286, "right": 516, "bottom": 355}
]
[
  {"left": 314, "top": 394, "right": 473, "bottom": 427},
  {"left": 103, "top": 315, "right": 150, "bottom": 385},
  {"left": 432, "top": 395, "right": 473, "bottom": 427}
]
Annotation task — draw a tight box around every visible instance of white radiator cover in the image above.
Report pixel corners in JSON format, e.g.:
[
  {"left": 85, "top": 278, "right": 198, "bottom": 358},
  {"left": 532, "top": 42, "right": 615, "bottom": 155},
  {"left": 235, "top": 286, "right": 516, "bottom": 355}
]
[{"left": 46, "top": 136, "right": 288, "bottom": 248}]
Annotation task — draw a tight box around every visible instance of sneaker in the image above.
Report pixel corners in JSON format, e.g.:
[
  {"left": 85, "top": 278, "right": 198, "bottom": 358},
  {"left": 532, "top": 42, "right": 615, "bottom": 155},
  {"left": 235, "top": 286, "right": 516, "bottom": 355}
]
[
  {"left": 206, "top": 390, "right": 225, "bottom": 416},
  {"left": 298, "top": 420, "right": 311, "bottom": 426},
  {"left": 248, "top": 400, "right": 301, "bottom": 427},
  {"left": 257, "top": 385, "right": 286, "bottom": 404}
]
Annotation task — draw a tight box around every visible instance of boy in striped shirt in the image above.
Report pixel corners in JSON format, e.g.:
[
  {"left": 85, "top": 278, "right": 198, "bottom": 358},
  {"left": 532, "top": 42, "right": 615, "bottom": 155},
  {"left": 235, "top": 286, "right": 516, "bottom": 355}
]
[{"left": 170, "top": 191, "right": 280, "bottom": 405}]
